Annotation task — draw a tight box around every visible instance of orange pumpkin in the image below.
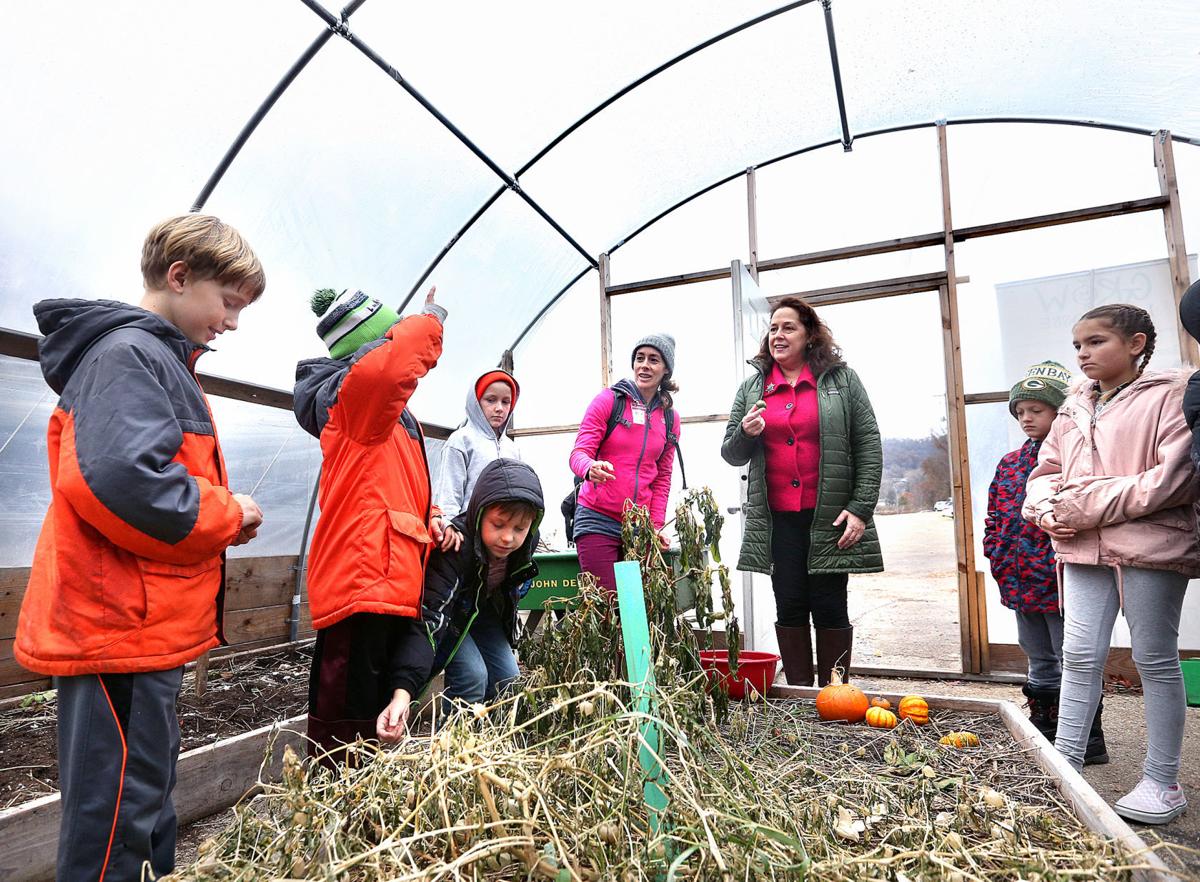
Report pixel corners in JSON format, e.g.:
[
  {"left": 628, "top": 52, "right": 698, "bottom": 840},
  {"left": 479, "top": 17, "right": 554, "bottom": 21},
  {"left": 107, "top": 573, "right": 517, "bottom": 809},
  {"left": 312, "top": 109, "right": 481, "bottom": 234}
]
[
  {"left": 897, "top": 695, "right": 930, "bottom": 725},
  {"left": 864, "top": 706, "right": 898, "bottom": 729},
  {"left": 814, "top": 668, "right": 869, "bottom": 723},
  {"left": 870, "top": 696, "right": 891, "bottom": 710}
]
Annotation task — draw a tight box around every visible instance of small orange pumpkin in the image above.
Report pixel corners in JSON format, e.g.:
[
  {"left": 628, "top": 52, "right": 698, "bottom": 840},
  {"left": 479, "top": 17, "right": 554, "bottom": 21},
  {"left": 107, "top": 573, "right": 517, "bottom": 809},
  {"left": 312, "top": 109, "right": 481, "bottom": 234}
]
[
  {"left": 814, "top": 668, "right": 869, "bottom": 723},
  {"left": 864, "top": 706, "right": 898, "bottom": 729},
  {"left": 897, "top": 695, "right": 930, "bottom": 725},
  {"left": 939, "top": 731, "right": 980, "bottom": 748},
  {"left": 870, "top": 696, "right": 891, "bottom": 710}
]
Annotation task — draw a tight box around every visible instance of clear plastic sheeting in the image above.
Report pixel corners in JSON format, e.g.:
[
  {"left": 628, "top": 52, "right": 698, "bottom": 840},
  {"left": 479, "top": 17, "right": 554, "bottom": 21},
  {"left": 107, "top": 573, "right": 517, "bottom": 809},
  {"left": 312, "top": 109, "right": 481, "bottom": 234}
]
[
  {"left": 203, "top": 36, "right": 502, "bottom": 391},
  {"left": 521, "top": 3, "right": 839, "bottom": 256},
  {"left": 837, "top": 0, "right": 1200, "bottom": 142},
  {"left": 406, "top": 190, "right": 587, "bottom": 427},
  {"left": 0, "top": 0, "right": 314, "bottom": 335},
  {"left": 350, "top": 1, "right": 791, "bottom": 172},
  {"left": 0, "top": 357, "right": 55, "bottom": 567}
]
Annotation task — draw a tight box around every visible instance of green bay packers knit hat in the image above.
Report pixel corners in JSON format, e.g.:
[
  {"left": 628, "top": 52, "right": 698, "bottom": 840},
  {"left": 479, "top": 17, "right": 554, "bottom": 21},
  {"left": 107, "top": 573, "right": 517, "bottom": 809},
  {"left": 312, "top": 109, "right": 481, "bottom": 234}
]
[{"left": 1009, "top": 360, "right": 1072, "bottom": 417}]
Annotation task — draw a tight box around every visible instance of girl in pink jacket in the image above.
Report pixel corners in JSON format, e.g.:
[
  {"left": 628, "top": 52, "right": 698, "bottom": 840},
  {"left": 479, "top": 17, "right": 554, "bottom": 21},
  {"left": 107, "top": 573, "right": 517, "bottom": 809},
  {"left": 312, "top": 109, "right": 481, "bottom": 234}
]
[
  {"left": 569, "top": 334, "right": 680, "bottom": 594},
  {"left": 1025, "top": 304, "right": 1200, "bottom": 825}
]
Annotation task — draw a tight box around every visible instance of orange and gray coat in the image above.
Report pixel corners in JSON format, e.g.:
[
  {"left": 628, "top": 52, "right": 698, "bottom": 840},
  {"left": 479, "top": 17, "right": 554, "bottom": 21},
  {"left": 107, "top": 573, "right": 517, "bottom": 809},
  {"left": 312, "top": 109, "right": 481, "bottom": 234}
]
[
  {"left": 293, "top": 308, "right": 444, "bottom": 634},
  {"left": 16, "top": 299, "right": 245, "bottom": 676}
]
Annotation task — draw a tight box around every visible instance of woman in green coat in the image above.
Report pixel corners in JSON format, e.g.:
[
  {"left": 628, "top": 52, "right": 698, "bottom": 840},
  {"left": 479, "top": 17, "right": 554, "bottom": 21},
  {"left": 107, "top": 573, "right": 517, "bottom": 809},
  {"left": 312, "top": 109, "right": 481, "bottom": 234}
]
[{"left": 721, "top": 297, "right": 883, "bottom": 686}]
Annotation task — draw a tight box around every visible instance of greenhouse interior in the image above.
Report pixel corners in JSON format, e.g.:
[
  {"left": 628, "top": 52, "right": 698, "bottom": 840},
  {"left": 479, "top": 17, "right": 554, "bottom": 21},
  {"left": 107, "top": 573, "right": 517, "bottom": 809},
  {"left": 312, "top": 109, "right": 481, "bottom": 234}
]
[{"left": 3, "top": 1, "right": 1200, "bottom": 879}]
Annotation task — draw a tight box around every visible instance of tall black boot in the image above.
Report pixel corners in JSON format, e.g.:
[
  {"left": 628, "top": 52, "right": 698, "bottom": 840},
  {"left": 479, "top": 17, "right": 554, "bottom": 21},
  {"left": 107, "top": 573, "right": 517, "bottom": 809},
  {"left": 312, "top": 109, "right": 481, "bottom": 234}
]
[
  {"left": 814, "top": 626, "right": 854, "bottom": 687},
  {"left": 774, "top": 623, "right": 814, "bottom": 686},
  {"left": 1021, "top": 683, "right": 1059, "bottom": 742},
  {"left": 1084, "top": 697, "right": 1109, "bottom": 766}
]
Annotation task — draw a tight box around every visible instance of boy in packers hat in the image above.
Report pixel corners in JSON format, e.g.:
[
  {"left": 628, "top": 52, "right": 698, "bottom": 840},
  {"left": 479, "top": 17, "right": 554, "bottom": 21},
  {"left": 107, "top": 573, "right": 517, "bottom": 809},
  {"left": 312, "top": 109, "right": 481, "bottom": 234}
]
[
  {"left": 983, "top": 360, "right": 1106, "bottom": 764},
  {"left": 293, "top": 285, "right": 455, "bottom": 761}
]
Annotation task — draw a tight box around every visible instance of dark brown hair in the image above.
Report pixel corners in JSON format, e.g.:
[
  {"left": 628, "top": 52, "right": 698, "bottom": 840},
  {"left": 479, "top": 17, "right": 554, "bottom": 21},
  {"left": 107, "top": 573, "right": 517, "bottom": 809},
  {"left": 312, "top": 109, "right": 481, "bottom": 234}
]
[
  {"left": 1077, "top": 303, "right": 1156, "bottom": 376},
  {"left": 486, "top": 499, "right": 538, "bottom": 523},
  {"left": 755, "top": 297, "right": 844, "bottom": 377}
]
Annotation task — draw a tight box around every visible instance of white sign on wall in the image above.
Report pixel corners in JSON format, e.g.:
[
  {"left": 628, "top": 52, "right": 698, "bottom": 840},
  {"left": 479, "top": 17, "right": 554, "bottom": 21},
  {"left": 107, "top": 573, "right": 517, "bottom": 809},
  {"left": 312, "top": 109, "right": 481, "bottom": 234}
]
[{"left": 996, "top": 255, "right": 1197, "bottom": 384}]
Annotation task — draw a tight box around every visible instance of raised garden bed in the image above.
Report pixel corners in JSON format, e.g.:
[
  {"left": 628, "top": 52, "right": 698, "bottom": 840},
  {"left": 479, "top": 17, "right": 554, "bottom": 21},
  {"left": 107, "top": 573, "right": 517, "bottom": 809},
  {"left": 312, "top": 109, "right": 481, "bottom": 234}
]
[{"left": 0, "top": 643, "right": 311, "bottom": 810}]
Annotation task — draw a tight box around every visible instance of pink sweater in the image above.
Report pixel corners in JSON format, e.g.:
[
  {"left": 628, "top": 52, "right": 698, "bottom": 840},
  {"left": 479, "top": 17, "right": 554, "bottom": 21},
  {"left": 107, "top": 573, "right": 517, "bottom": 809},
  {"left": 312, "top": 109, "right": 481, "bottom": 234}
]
[
  {"left": 569, "top": 384, "right": 679, "bottom": 529},
  {"left": 762, "top": 362, "right": 821, "bottom": 511}
]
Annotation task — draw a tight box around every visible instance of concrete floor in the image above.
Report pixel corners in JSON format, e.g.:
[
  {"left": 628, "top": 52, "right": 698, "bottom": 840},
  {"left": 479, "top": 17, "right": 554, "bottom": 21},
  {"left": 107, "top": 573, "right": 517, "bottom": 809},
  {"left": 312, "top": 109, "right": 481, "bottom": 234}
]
[{"left": 850, "top": 511, "right": 961, "bottom": 671}]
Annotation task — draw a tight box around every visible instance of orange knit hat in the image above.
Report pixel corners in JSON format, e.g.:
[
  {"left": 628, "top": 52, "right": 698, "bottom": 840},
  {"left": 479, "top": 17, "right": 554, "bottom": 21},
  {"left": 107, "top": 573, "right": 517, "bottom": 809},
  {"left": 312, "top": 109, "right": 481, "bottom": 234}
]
[{"left": 475, "top": 370, "right": 519, "bottom": 407}]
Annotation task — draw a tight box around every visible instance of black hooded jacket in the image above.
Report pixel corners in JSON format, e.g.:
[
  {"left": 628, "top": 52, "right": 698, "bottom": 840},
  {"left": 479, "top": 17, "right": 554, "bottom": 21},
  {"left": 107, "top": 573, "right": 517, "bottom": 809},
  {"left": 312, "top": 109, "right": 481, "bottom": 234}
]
[
  {"left": 390, "top": 458, "right": 544, "bottom": 693},
  {"left": 1181, "top": 280, "right": 1200, "bottom": 466}
]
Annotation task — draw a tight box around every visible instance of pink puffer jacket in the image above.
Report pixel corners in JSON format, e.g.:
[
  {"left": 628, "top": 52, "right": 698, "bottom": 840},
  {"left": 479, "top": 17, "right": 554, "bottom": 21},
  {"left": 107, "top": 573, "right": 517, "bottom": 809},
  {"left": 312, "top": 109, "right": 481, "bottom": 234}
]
[
  {"left": 1024, "top": 369, "right": 1200, "bottom": 581},
  {"left": 569, "top": 383, "right": 678, "bottom": 530}
]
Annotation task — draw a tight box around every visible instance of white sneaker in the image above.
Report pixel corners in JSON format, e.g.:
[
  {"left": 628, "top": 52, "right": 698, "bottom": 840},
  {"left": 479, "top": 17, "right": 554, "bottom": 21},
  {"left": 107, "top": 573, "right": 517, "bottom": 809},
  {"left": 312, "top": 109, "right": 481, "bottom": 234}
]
[{"left": 1114, "top": 778, "right": 1187, "bottom": 825}]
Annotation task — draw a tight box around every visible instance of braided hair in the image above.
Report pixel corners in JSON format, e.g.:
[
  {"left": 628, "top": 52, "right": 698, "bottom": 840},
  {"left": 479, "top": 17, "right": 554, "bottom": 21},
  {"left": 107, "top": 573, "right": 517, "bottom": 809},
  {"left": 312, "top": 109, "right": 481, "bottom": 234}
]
[{"left": 1078, "top": 303, "right": 1157, "bottom": 377}]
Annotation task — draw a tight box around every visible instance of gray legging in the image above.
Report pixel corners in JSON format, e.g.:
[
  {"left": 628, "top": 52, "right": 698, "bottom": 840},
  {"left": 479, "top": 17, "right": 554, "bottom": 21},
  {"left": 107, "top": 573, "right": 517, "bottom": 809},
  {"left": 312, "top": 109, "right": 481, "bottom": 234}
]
[{"left": 1056, "top": 563, "right": 1188, "bottom": 782}]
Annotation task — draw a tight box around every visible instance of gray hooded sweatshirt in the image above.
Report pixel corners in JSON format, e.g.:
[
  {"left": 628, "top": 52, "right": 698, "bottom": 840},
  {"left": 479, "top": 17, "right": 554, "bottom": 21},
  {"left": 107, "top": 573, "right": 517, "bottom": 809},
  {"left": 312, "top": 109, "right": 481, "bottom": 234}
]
[{"left": 434, "top": 373, "right": 522, "bottom": 520}]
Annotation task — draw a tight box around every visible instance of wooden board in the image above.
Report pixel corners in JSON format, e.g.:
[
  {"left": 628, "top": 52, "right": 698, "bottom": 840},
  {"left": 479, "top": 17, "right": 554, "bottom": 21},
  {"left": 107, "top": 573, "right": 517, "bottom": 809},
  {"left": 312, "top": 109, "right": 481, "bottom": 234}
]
[
  {"left": 223, "top": 556, "right": 298, "bottom": 611},
  {"left": 0, "top": 714, "right": 308, "bottom": 882}
]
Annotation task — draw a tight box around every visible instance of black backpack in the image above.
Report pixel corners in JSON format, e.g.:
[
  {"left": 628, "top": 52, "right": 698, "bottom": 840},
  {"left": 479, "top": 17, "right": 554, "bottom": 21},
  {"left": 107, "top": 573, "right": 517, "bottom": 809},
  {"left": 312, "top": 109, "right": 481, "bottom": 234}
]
[{"left": 560, "top": 389, "right": 686, "bottom": 545}]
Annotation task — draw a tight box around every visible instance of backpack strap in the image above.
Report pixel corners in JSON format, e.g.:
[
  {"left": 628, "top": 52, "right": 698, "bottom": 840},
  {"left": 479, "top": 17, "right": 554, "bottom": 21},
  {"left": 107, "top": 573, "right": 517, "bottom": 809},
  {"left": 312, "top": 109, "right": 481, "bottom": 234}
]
[{"left": 600, "top": 388, "right": 627, "bottom": 447}]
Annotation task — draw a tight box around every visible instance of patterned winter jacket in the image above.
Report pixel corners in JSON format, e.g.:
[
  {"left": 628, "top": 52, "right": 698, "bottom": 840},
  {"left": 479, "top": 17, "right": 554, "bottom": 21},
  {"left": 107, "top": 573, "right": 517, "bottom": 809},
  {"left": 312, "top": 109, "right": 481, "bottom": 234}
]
[{"left": 982, "top": 439, "right": 1058, "bottom": 614}]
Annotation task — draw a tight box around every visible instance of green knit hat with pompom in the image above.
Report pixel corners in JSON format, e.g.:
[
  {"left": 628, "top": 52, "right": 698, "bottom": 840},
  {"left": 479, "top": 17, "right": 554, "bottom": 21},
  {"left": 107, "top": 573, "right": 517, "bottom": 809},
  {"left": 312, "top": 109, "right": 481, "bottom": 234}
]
[{"left": 311, "top": 288, "right": 400, "bottom": 360}]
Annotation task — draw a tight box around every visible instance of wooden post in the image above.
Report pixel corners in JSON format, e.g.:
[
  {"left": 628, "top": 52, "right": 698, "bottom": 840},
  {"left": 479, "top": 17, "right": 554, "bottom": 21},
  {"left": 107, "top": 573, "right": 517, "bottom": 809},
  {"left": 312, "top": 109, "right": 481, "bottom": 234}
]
[
  {"left": 193, "top": 650, "right": 209, "bottom": 697},
  {"left": 936, "top": 123, "right": 983, "bottom": 674},
  {"left": 598, "top": 252, "right": 613, "bottom": 386},
  {"left": 746, "top": 167, "right": 759, "bottom": 281},
  {"left": 1154, "top": 130, "right": 1198, "bottom": 366}
]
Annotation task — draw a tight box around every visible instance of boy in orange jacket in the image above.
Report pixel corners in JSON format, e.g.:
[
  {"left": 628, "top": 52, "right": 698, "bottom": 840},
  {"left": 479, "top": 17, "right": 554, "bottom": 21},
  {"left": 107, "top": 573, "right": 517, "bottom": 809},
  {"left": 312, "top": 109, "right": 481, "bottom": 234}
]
[
  {"left": 294, "top": 286, "right": 454, "bottom": 760},
  {"left": 15, "top": 215, "right": 266, "bottom": 880}
]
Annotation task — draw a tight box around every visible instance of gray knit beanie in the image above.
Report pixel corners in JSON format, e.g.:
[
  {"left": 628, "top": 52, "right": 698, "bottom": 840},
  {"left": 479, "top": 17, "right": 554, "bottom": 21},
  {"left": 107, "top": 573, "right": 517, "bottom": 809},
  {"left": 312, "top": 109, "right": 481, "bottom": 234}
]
[
  {"left": 632, "top": 333, "right": 676, "bottom": 377},
  {"left": 1009, "top": 360, "right": 1072, "bottom": 417}
]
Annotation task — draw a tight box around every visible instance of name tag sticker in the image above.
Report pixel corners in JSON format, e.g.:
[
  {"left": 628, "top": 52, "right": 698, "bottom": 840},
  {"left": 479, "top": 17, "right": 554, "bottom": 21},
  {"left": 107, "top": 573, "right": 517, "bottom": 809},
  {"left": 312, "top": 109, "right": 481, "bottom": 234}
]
[{"left": 631, "top": 407, "right": 646, "bottom": 425}]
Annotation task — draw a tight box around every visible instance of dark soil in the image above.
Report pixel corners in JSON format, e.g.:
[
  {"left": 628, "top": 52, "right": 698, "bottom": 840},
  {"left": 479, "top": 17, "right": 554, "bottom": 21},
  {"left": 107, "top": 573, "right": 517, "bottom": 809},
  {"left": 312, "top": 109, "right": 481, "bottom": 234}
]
[{"left": 0, "top": 644, "right": 312, "bottom": 810}]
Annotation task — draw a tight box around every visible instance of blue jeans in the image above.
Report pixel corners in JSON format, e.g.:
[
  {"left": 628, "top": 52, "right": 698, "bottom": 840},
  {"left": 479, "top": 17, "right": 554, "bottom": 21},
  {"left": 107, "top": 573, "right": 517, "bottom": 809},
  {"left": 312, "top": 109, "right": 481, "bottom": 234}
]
[{"left": 444, "top": 610, "right": 520, "bottom": 704}]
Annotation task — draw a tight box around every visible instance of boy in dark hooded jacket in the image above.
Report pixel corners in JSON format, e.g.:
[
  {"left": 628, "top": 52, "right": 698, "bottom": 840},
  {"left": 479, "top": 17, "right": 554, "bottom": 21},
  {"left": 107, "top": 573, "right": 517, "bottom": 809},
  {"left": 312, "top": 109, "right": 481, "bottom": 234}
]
[
  {"left": 1181, "top": 280, "right": 1200, "bottom": 467},
  {"left": 377, "top": 458, "right": 543, "bottom": 739}
]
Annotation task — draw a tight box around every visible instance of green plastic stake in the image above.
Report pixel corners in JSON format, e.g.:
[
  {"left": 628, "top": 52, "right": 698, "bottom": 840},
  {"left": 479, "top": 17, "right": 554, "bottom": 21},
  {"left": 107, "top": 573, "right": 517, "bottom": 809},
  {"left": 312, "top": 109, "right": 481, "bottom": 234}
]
[{"left": 614, "top": 560, "right": 669, "bottom": 837}]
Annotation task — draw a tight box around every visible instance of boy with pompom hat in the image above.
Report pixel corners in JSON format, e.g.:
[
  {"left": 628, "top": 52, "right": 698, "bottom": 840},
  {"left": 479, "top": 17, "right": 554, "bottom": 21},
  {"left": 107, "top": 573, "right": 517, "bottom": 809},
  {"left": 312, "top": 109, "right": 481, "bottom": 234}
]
[
  {"left": 983, "top": 360, "right": 1106, "bottom": 764},
  {"left": 294, "top": 285, "right": 455, "bottom": 761}
]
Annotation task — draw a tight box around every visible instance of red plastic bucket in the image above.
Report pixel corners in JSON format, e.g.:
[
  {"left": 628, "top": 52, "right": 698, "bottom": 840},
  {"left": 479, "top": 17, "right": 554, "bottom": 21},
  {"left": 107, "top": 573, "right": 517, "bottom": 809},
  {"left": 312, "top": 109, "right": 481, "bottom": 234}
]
[{"left": 698, "top": 650, "right": 780, "bottom": 700}]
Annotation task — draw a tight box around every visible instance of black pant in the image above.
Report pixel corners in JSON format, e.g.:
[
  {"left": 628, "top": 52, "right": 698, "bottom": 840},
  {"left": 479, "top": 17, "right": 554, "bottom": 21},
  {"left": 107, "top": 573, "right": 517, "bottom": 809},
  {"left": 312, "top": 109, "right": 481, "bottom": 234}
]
[
  {"left": 770, "top": 509, "right": 850, "bottom": 629},
  {"left": 309, "top": 613, "right": 402, "bottom": 755},
  {"left": 56, "top": 667, "right": 183, "bottom": 881}
]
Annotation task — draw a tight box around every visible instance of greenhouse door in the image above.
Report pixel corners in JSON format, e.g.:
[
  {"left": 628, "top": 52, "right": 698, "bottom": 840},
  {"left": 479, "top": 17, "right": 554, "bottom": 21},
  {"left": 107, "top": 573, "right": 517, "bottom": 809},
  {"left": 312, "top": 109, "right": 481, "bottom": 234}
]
[{"left": 729, "top": 265, "right": 985, "bottom": 675}]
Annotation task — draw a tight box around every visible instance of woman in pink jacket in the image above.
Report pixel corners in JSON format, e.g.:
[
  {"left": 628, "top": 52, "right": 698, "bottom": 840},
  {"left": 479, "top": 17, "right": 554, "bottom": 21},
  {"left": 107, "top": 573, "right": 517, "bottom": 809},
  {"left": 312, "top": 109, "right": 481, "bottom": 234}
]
[
  {"left": 569, "top": 334, "right": 680, "bottom": 594},
  {"left": 1025, "top": 304, "right": 1200, "bottom": 825}
]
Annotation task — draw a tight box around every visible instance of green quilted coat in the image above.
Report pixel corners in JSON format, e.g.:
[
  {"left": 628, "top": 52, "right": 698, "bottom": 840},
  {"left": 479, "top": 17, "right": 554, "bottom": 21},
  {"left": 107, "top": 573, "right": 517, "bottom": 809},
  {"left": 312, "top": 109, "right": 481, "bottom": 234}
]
[{"left": 721, "top": 359, "right": 884, "bottom": 575}]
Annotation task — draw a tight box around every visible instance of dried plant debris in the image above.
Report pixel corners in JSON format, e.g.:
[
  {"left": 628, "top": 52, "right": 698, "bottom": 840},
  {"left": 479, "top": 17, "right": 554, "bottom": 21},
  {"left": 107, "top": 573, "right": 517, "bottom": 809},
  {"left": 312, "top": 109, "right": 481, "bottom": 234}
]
[
  {"left": 169, "top": 494, "right": 1166, "bottom": 880},
  {"left": 172, "top": 684, "right": 1163, "bottom": 881}
]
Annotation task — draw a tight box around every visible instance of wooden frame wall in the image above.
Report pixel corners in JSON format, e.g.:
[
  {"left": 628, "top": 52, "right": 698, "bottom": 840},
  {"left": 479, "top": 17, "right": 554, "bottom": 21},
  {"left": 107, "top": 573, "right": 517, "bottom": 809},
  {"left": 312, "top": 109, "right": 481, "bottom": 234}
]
[
  {"left": 0, "top": 557, "right": 314, "bottom": 700},
  {"left": 571, "top": 127, "right": 1192, "bottom": 676}
]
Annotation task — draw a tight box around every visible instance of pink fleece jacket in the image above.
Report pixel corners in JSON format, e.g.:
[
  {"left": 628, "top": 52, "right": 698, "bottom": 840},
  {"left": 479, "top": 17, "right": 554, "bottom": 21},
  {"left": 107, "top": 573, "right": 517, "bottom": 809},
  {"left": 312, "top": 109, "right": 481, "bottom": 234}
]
[
  {"left": 1023, "top": 369, "right": 1200, "bottom": 581},
  {"left": 569, "top": 385, "right": 679, "bottom": 529}
]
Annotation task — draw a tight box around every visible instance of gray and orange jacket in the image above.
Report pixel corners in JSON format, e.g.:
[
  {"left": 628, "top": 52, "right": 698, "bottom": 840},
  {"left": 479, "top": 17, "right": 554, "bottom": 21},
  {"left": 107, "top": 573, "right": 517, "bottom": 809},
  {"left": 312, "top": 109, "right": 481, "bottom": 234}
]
[
  {"left": 293, "top": 308, "right": 444, "bottom": 631},
  {"left": 16, "top": 299, "right": 245, "bottom": 676}
]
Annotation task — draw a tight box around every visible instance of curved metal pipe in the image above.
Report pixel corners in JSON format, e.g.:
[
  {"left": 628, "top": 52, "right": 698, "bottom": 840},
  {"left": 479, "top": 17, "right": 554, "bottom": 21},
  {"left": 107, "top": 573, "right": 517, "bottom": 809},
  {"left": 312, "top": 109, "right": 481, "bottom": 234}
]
[
  {"left": 504, "top": 117, "right": 1200, "bottom": 354},
  {"left": 191, "top": 0, "right": 369, "bottom": 212},
  {"left": 288, "top": 469, "right": 321, "bottom": 643}
]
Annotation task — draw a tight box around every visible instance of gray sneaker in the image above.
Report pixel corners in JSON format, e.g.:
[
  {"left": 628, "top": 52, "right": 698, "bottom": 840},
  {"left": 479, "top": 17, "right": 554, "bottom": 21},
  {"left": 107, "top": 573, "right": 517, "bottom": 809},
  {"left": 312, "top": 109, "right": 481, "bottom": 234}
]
[{"left": 1114, "top": 777, "right": 1187, "bottom": 825}]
